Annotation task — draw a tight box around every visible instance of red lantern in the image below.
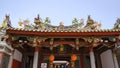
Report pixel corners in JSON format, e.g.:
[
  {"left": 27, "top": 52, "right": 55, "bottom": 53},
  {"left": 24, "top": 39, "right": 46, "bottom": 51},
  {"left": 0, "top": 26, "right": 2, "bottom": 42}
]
[
  {"left": 71, "top": 54, "right": 77, "bottom": 61},
  {"left": 49, "top": 54, "right": 55, "bottom": 61}
]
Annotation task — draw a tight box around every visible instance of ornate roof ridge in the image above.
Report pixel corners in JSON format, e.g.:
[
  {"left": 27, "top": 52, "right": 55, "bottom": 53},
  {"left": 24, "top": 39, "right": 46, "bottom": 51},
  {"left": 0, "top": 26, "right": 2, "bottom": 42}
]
[{"left": 0, "top": 15, "right": 120, "bottom": 32}]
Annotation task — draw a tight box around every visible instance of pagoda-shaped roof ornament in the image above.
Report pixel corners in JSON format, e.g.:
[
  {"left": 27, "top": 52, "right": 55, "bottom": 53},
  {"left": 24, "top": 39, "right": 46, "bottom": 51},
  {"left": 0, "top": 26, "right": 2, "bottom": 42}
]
[
  {"left": 34, "top": 14, "right": 43, "bottom": 25},
  {"left": 114, "top": 18, "right": 120, "bottom": 29}
]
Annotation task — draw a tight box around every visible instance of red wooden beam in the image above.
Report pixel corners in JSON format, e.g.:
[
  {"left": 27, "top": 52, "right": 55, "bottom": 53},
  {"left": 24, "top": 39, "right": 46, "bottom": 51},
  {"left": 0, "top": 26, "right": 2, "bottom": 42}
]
[
  {"left": 6, "top": 29, "right": 120, "bottom": 37},
  {"left": 41, "top": 41, "right": 88, "bottom": 45}
]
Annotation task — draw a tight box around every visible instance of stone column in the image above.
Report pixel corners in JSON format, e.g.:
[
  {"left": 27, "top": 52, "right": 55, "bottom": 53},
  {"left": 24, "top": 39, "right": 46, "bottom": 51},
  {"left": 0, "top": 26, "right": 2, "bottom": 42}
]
[
  {"left": 8, "top": 50, "right": 14, "bottom": 68},
  {"left": 89, "top": 47, "right": 96, "bottom": 68},
  {"left": 113, "top": 52, "right": 119, "bottom": 68},
  {"left": 33, "top": 46, "right": 40, "bottom": 68}
]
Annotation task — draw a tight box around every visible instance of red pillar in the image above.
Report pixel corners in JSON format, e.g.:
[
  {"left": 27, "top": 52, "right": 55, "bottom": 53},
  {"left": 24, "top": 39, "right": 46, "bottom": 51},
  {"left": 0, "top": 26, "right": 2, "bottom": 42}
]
[
  {"left": 0, "top": 52, "right": 3, "bottom": 64},
  {"left": 80, "top": 54, "right": 84, "bottom": 68},
  {"left": 35, "top": 46, "right": 40, "bottom": 52},
  {"left": 40, "top": 55, "right": 44, "bottom": 68},
  {"left": 89, "top": 46, "right": 93, "bottom": 52}
]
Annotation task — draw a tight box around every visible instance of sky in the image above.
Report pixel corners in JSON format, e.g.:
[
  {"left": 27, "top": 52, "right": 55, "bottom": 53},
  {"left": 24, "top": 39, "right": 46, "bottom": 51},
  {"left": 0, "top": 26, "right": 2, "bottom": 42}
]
[{"left": 0, "top": 0, "right": 120, "bottom": 29}]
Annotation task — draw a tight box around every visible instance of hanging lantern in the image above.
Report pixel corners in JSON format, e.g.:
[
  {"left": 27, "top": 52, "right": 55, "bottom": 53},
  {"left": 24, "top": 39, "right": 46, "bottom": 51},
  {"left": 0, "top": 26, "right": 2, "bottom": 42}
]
[
  {"left": 49, "top": 54, "right": 55, "bottom": 61},
  {"left": 71, "top": 54, "right": 77, "bottom": 61}
]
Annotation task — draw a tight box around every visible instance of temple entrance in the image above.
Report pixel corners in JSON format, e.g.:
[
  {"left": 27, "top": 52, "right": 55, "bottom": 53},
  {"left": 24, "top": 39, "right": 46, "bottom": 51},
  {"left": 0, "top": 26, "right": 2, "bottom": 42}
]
[
  {"left": 53, "top": 61, "right": 69, "bottom": 68},
  {"left": 39, "top": 44, "right": 82, "bottom": 68},
  {"left": 53, "top": 56, "right": 70, "bottom": 68}
]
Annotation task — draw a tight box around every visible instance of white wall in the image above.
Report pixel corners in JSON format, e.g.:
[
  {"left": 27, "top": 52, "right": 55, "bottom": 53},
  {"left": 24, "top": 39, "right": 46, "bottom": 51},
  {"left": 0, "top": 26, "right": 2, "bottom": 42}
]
[
  {"left": 13, "top": 49, "right": 22, "bottom": 62},
  {"left": 100, "top": 50, "right": 115, "bottom": 68}
]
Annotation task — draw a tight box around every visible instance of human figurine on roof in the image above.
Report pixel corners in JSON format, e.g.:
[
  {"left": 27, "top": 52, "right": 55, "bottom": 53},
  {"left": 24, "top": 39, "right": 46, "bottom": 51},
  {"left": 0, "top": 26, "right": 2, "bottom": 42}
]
[
  {"left": 0, "top": 14, "right": 12, "bottom": 30},
  {"left": 59, "top": 21, "right": 64, "bottom": 30},
  {"left": 72, "top": 18, "right": 78, "bottom": 25},
  {"left": 85, "top": 15, "right": 95, "bottom": 27},
  {"left": 44, "top": 17, "right": 51, "bottom": 25},
  {"left": 84, "top": 15, "right": 101, "bottom": 30},
  {"left": 114, "top": 18, "right": 120, "bottom": 29}
]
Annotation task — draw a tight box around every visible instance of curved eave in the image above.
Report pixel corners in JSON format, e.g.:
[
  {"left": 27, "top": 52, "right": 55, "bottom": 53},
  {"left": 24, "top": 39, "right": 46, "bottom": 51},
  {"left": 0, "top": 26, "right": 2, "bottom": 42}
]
[{"left": 6, "top": 29, "right": 120, "bottom": 37}]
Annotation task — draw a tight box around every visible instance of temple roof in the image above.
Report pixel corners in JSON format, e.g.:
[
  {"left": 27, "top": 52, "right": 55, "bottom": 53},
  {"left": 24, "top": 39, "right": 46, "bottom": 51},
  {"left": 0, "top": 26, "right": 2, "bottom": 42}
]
[
  {"left": 6, "top": 28, "right": 120, "bottom": 37},
  {"left": 0, "top": 15, "right": 120, "bottom": 33}
]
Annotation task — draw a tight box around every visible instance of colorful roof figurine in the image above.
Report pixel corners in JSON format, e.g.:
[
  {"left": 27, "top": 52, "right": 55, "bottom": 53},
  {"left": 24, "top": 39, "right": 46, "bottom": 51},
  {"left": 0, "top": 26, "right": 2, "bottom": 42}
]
[
  {"left": 114, "top": 18, "right": 120, "bottom": 29},
  {"left": 0, "top": 14, "right": 11, "bottom": 30}
]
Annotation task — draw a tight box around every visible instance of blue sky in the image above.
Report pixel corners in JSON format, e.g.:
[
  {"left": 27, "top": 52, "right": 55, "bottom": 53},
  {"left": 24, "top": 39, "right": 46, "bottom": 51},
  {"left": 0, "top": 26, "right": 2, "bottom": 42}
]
[{"left": 0, "top": 0, "right": 120, "bottom": 29}]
